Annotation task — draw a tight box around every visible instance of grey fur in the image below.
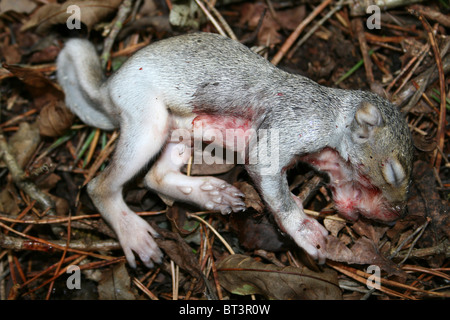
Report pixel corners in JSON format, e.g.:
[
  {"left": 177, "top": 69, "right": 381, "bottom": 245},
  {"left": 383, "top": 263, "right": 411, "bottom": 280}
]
[{"left": 57, "top": 32, "right": 413, "bottom": 266}]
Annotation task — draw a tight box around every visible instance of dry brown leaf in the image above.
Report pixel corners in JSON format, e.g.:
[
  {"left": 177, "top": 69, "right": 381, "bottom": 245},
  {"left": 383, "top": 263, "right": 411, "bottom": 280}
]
[
  {"left": 0, "top": 43, "right": 22, "bottom": 64},
  {"left": 411, "top": 133, "right": 436, "bottom": 152},
  {"left": 166, "top": 205, "right": 202, "bottom": 236},
  {"left": 29, "top": 45, "right": 60, "bottom": 64},
  {"left": 152, "top": 223, "right": 205, "bottom": 293},
  {"left": 0, "top": 182, "right": 20, "bottom": 216},
  {"left": 350, "top": 237, "right": 385, "bottom": 264},
  {"left": 324, "top": 235, "right": 355, "bottom": 261},
  {"left": 276, "top": 6, "right": 306, "bottom": 30},
  {"left": 234, "top": 181, "right": 264, "bottom": 213},
  {"left": 181, "top": 147, "right": 236, "bottom": 175},
  {"left": 352, "top": 220, "right": 388, "bottom": 245},
  {"left": 323, "top": 215, "right": 346, "bottom": 236},
  {"left": 49, "top": 193, "right": 70, "bottom": 216},
  {"left": 229, "top": 213, "right": 286, "bottom": 252},
  {"left": 408, "top": 161, "right": 450, "bottom": 241},
  {"left": 2, "top": 63, "right": 63, "bottom": 107},
  {"left": 38, "top": 101, "right": 74, "bottom": 137},
  {"left": 21, "top": 0, "right": 122, "bottom": 34},
  {"left": 239, "top": 3, "right": 306, "bottom": 46},
  {"left": 98, "top": 262, "right": 137, "bottom": 300},
  {"left": 239, "top": 2, "right": 281, "bottom": 45},
  {"left": 217, "top": 254, "right": 342, "bottom": 300},
  {"left": 0, "top": 67, "right": 12, "bottom": 81}
]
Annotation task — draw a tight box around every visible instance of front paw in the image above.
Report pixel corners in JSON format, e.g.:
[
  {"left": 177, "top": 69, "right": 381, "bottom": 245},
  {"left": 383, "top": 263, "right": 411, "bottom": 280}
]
[
  {"left": 288, "top": 217, "right": 328, "bottom": 264},
  {"left": 116, "top": 213, "right": 163, "bottom": 268}
]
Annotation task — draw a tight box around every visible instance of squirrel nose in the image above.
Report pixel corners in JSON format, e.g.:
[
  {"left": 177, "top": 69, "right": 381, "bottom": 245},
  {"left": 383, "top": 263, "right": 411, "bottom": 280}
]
[{"left": 390, "top": 201, "right": 407, "bottom": 218}]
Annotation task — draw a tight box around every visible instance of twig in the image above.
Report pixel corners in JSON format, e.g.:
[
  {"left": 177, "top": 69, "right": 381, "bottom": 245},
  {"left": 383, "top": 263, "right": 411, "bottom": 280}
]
[
  {"left": 110, "top": 40, "right": 150, "bottom": 57},
  {"left": 132, "top": 277, "right": 159, "bottom": 300},
  {"left": 46, "top": 211, "right": 72, "bottom": 300},
  {"left": 0, "top": 129, "right": 55, "bottom": 216},
  {"left": 83, "top": 130, "right": 119, "bottom": 186},
  {"left": 0, "top": 222, "right": 117, "bottom": 260},
  {"left": 396, "top": 241, "right": 450, "bottom": 260},
  {"left": 271, "top": 0, "right": 333, "bottom": 66},
  {"left": 389, "top": 218, "right": 430, "bottom": 260},
  {"left": 397, "top": 218, "right": 430, "bottom": 265},
  {"left": 353, "top": 18, "right": 374, "bottom": 87},
  {"left": 194, "top": 0, "right": 226, "bottom": 37},
  {"left": 402, "top": 264, "right": 450, "bottom": 282},
  {"left": 287, "top": 0, "right": 345, "bottom": 59},
  {"left": 328, "top": 261, "right": 449, "bottom": 299},
  {"left": 0, "top": 109, "right": 38, "bottom": 128},
  {"left": 73, "top": 128, "right": 95, "bottom": 167},
  {"left": 264, "top": 0, "right": 282, "bottom": 27},
  {"left": 20, "top": 254, "right": 83, "bottom": 289},
  {"left": 84, "top": 128, "right": 101, "bottom": 167},
  {"left": 396, "top": 53, "right": 450, "bottom": 111},
  {"left": 350, "top": 0, "right": 427, "bottom": 16},
  {"left": 327, "top": 261, "right": 415, "bottom": 299},
  {"left": 204, "top": 0, "right": 237, "bottom": 40},
  {"left": 206, "top": 234, "right": 223, "bottom": 299},
  {"left": 187, "top": 213, "right": 235, "bottom": 255},
  {"left": 392, "top": 45, "right": 429, "bottom": 96},
  {"left": 410, "top": 4, "right": 450, "bottom": 28},
  {"left": 304, "top": 209, "right": 346, "bottom": 222},
  {"left": 0, "top": 209, "right": 163, "bottom": 226},
  {"left": 171, "top": 260, "right": 179, "bottom": 300},
  {"left": 101, "top": 0, "right": 135, "bottom": 69},
  {"left": 24, "top": 255, "right": 87, "bottom": 297},
  {"left": 130, "top": 0, "right": 143, "bottom": 21}
]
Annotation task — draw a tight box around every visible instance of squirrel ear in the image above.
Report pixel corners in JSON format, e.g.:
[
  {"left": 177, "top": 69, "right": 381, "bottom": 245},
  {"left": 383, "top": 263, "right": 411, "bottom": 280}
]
[{"left": 351, "top": 102, "right": 384, "bottom": 143}]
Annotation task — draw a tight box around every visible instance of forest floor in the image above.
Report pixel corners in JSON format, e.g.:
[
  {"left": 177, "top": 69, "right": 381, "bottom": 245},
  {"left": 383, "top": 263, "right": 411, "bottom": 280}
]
[{"left": 0, "top": 0, "right": 448, "bottom": 301}]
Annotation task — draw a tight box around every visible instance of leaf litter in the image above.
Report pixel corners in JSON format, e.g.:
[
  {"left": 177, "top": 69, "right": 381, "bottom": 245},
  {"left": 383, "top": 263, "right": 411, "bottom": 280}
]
[{"left": 0, "top": 0, "right": 448, "bottom": 301}]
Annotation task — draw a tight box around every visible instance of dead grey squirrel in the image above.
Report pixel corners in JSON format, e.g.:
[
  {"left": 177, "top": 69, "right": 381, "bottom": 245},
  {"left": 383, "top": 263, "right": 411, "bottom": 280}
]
[{"left": 57, "top": 32, "right": 413, "bottom": 267}]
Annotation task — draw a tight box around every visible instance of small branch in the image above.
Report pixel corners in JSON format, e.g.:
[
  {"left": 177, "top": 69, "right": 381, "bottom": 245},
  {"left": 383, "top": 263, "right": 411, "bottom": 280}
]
[
  {"left": 410, "top": 4, "right": 450, "bottom": 28},
  {"left": 194, "top": 0, "right": 226, "bottom": 37},
  {"left": 396, "top": 240, "right": 450, "bottom": 260},
  {"left": 83, "top": 130, "right": 119, "bottom": 187},
  {"left": 0, "top": 129, "right": 55, "bottom": 216},
  {"left": 204, "top": 0, "right": 237, "bottom": 40},
  {"left": 186, "top": 213, "right": 235, "bottom": 255},
  {"left": 353, "top": 17, "right": 375, "bottom": 89},
  {"left": 0, "top": 232, "right": 120, "bottom": 255},
  {"left": 101, "top": 0, "right": 135, "bottom": 69},
  {"left": 395, "top": 53, "right": 450, "bottom": 111},
  {"left": 271, "top": 0, "right": 333, "bottom": 66},
  {"left": 287, "top": 0, "right": 345, "bottom": 59},
  {"left": 389, "top": 43, "right": 430, "bottom": 96}
]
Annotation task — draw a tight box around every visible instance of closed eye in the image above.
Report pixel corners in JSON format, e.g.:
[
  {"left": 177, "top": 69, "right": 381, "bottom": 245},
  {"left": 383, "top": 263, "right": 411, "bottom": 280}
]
[{"left": 382, "top": 159, "right": 406, "bottom": 187}]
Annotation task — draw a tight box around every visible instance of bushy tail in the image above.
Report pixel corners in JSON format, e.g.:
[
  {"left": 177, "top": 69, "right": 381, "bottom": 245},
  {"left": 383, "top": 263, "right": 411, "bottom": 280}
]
[{"left": 57, "top": 39, "right": 117, "bottom": 130}]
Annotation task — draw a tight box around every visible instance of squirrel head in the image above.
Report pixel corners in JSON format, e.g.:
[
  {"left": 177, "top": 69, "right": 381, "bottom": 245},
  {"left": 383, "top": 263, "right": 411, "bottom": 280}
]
[{"left": 344, "top": 97, "right": 414, "bottom": 221}]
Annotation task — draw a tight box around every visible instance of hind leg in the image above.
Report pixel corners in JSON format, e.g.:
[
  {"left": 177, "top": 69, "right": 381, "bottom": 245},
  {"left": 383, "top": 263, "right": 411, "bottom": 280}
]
[
  {"left": 145, "top": 142, "right": 246, "bottom": 214},
  {"left": 87, "top": 102, "right": 169, "bottom": 268}
]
